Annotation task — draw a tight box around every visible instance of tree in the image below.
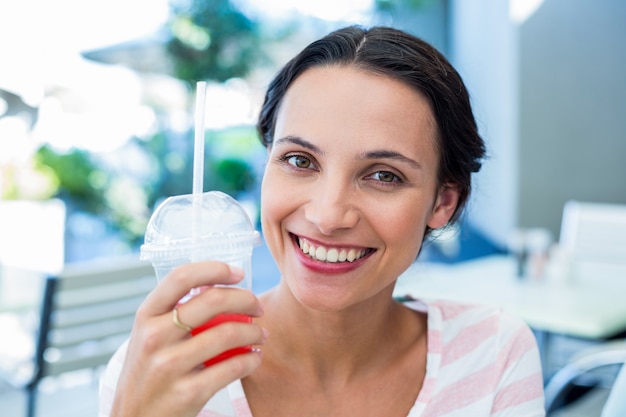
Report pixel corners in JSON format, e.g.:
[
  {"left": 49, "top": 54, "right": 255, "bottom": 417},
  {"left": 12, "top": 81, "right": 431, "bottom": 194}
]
[{"left": 167, "top": 0, "right": 264, "bottom": 83}]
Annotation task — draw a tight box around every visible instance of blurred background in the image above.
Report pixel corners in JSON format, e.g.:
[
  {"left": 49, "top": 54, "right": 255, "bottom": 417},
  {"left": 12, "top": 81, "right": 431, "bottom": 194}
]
[
  {"left": 1, "top": 1, "right": 625, "bottom": 416},
  {"left": 0, "top": 0, "right": 447, "bottom": 271},
  {"left": 1, "top": 0, "right": 624, "bottom": 273}
]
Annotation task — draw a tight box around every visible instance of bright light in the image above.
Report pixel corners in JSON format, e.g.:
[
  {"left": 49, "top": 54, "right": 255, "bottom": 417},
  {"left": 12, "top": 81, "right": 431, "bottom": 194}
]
[
  {"left": 510, "top": 0, "right": 545, "bottom": 23},
  {"left": 0, "top": 0, "right": 170, "bottom": 54},
  {"left": 1, "top": 0, "right": 376, "bottom": 154},
  {"left": 244, "top": 0, "right": 374, "bottom": 22},
  {"left": 0, "top": 116, "right": 34, "bottom": 163},
  {"left": 0, "top": 0, "right": 169, "bottom": 101}
]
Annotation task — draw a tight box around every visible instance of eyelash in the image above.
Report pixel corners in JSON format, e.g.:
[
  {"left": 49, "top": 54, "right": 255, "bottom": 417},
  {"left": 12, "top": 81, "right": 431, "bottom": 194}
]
[{"left": 278, "top": 153, "right": 404, "bottom": 187}]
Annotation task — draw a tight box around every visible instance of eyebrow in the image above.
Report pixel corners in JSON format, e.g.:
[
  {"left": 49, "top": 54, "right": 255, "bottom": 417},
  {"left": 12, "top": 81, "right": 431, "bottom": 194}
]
[
  {"left": 274, "top": 136, "right": 324, "bottom": 154},
  {"left": 361, "top": 150, "right": 422, "bottom": 170}
]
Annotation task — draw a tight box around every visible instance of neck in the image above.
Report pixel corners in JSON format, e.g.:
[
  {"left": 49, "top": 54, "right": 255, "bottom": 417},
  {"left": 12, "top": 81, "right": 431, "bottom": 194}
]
[{"left": 258, "top": 282, "right": 422, "bottom": 384}]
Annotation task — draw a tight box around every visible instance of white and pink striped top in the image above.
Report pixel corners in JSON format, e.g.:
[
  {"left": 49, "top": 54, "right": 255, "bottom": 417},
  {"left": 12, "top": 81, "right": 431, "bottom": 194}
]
[{"left": 99, "top": 299, "right": 545, "bottom": 417}]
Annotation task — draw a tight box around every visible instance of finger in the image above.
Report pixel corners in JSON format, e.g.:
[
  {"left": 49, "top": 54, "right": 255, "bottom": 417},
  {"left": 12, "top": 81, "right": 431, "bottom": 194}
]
[
  {"left": 141, "top": 261, "right": 245, "bottom": 316},
  {"left": 191, "top": 348, "right": 263, "bottom": 397},
  {"left": 164, "top": 348, "right": 264, "bottom": 413},
  {"left": 145, "top": 289, "right": 263, "bottom": 352},
  {"left": 123, "top": 319, "right": 266, "bottom": 393},
  {"left": 172, "top": 321, "right": 268, "bottom": 371},
  {"left": 171, "top": 287, "right": 263, "bottom": 332}
]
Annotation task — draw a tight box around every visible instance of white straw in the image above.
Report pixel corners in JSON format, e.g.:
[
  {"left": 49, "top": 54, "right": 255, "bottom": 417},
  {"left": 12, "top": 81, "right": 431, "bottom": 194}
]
[
  {"left": 193, "top": 81, "right": 207, "bottom": 195},
  {"left": 191, "top": 81, "right": 207, "bottom": 264}
]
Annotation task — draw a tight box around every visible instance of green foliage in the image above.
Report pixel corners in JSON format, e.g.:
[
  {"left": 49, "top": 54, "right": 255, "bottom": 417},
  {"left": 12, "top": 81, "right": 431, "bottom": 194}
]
[
  {"left": 34, "top": 145, "right": 108, "bottom": 213},
  {"left": 1, "top": 159, "right": 59, "bottom": 200},
  {"left": 374, "top": 0, "right": 434, "bottom": 12},
  {"left": 34, "top": 145, "right": 152, "bottom": 246},
  {"left": 138, "top": 125, "right": 260, "bottom": 203},
  {"left": 208, "top": 157, "right": 255, "bottom": 197},
  {"left": 206, "top": 124, "right": 263, "bottom": 159},
  {"left": 166, "top": 0, "right": 264, "bottom": 83},
  {"left": 17, "top": 0, "right": 280, "bottom": 250}
]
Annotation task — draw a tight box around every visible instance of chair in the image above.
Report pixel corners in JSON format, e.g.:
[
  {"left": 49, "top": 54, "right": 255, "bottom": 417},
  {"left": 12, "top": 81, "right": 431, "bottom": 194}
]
[
  {"left": 544, "top": 340, "right": 626, "bottom": 415},
  {"left": 602, "top": 357, "right": 626, "bottom": 417},
  {"left": 0, "top": 256, "right": 155, "bottom": 417},
  {"left": 559, "top": 200, "right": 626, "bottom": 280},
  {"left": 542, "top": 201, "right": 626, "bottom": 415}
]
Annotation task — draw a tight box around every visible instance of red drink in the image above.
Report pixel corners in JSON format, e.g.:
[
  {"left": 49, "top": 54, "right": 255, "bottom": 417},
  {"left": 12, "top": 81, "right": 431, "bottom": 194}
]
[{"left": 190, "top": 313, "right": 252, "bottom": 366}]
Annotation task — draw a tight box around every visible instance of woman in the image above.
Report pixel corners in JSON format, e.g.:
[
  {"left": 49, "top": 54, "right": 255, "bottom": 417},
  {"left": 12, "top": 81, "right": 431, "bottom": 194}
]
[{"left": 100, "top": 26, "right": 545, "bottom": 417}]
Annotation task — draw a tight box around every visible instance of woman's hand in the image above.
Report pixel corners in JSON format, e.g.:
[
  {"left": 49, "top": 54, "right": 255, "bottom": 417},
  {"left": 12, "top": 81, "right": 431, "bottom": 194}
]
[{"left": 110, "top": 261, "right": 267, "bottom": 417}]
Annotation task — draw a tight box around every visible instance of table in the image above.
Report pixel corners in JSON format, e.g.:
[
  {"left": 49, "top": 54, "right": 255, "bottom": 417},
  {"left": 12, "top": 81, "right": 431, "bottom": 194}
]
[
  {"left": 394, "top": 255, "right": 626, "bottom": 379},
  {"left": 395, "top": 255, "right": 626, "bottom": 339}
]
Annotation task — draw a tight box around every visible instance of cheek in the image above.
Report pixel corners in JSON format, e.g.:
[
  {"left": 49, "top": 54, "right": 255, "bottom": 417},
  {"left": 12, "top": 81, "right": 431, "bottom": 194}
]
[
  {"left": 371, "top": 199, "right": 430, "bottom": 255},
  {"left": 260, "top": 172, "right": 286, "bottom": 262},
  {"left": 386, "top": 219, "right": 424, "bottom": 255},
  {"left": 259, "top": 169, "right": 298, "bottom": 239},
  {"left": 260, "top": 172, "right": 281, "bottom": 227}
]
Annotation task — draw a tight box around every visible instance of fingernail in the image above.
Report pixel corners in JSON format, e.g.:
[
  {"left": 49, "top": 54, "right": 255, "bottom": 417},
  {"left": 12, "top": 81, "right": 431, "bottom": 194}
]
[{"left": 229, "top": 265, "right": 245, "bottom": 278}]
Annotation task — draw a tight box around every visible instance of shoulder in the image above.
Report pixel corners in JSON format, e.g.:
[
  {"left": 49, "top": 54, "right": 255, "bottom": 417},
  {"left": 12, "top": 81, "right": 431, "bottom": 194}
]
[
  {"left": 405, "top": 299, "right": 545, "bottom": 415},
  {"left": 99, "top": 339, "right": 129, "bottom": 417},
  {"left": 406, "top": 298, "right": 529, "bottom": 332},
  {"left": 407, "top": 298, "right": 532, "bottom": 342},
  {"left": 406, "top": 298, "right": 541, "bottom": 378}
]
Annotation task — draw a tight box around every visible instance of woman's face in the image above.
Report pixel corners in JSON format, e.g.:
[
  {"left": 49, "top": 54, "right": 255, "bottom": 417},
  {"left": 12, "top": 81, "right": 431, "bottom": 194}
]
[{"left": 260, "top": 65, "right": 458, "bottom": 312}]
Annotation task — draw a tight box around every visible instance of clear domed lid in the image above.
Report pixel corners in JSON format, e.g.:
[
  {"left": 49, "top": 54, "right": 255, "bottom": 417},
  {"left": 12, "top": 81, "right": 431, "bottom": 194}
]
[{"left": 140, "top": 191, "right": 260, "bottom": 261}]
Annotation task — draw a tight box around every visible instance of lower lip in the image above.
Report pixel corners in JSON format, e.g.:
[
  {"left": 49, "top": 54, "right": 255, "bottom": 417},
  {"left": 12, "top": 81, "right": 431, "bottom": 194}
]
[
  {"left": 293, "top": 240, "right": 369, "bottom": 274},
  {"left": 190, "top": 313, "right": 252, "bottom": 367}
]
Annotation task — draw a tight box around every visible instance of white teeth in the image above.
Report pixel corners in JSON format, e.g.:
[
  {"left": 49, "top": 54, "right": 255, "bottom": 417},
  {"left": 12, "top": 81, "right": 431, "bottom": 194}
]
[
  {"left": 297, "top": 237, "right": 368, "bottom": 263},
  {"left": 315, "top": 246, "right": 326, "bottom": 260}
]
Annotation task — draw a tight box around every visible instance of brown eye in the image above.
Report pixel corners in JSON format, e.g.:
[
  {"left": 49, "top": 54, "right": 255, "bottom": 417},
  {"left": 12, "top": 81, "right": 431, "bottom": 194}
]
[
  {"left": 373, "top": 171, "right": 399, "bottom": 183},
  {"left": 288, "top": 155, "right": 313, "bottom": 169}
]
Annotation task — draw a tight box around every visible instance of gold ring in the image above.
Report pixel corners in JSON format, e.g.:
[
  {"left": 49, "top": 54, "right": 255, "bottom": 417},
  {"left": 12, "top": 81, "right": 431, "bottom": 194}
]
[{"left": 172, "top": 306, "right": 192, "bottom": 332}]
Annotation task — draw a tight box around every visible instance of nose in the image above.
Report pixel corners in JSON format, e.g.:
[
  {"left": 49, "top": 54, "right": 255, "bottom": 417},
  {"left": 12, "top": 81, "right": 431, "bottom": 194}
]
[{"left": 304, "top": 181, "right": 360, "bottom": 235}]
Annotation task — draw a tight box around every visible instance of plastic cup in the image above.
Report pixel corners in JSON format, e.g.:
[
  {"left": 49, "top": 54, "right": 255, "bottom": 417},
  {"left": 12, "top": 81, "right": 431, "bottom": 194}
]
[{"left": 140, "top": 190, "right": 260, "bottom": 366}]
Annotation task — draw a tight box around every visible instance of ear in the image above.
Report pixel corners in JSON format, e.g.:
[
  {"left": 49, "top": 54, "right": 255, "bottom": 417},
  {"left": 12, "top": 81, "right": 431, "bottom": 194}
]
[{"left": 427, "top": 185, "right": 460, "bottom": 229}]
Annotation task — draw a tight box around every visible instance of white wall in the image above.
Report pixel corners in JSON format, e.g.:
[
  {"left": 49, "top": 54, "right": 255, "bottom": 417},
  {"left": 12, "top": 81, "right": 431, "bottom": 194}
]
[
  {"left": 518, "top": 0, "right": 626, "bottom": 236},
  {"left": 449, "top": 0, "right": 520, "bottom": 247},
  {"left": 450, "top": 0, "right": 626, "bottom": 247}
]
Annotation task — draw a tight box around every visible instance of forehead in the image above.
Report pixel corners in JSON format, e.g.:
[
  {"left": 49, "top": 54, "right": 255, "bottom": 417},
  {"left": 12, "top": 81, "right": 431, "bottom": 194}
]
[{"left": 274, "top": 65, "right": 438, "bottom": 159}]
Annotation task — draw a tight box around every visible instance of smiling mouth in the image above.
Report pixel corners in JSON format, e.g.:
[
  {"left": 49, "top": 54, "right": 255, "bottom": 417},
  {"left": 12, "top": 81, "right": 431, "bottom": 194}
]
[{"left": 295, "top": 235, "right": 374, "bottom": 263}]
